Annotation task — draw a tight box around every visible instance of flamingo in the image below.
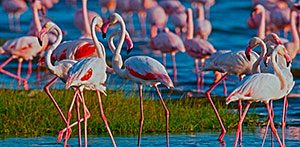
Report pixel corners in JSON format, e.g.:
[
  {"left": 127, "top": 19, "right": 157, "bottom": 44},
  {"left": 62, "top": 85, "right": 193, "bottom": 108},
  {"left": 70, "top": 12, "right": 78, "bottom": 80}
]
[
  {"left": 190, "top": 0, "right": 215, "bottom": 19},
  {"left": 194, "top": 2, "right": 212, "bottom": 40},
  {"left": 184, "top": 8, "right": 216, "bottom": 92},
  {"left": 170, "top": 10, "right": 187, "bottom": 36},
  {"left": 74, "top": 0, "right": 102, "bottom": 39},
  {"left": 226, "top": 44, "right": 293, "bottom": 147},
  {"left": 2, "top": 0, "right": 27, "bottom": 32},
  {"left": 101, "top": 13, "right": 173, "bottom": 147},
  {"left": 159, "top": 0, "right": 185, "bottom": 15},
  {"left": 149, "top": 28, "right": 185, "bottom": 82},
  {"left": 0, "top": 29, "right": 49, "bottom": 89},
  {"left": 99, "top": 0, "right": 116, "bottom": 16},
  {"left": 146, "top": 5, "right": 168, "bottom": 38},
  {"left": 200, "top": 37, "right": 268, "bottom": 141},
  {"left": 41, "top": 18, "right": 117, "bottom": 146}
]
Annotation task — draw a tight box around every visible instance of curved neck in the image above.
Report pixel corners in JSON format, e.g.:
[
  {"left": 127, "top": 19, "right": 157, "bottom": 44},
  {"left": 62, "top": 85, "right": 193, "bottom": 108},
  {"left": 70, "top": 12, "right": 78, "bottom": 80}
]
[
  {"left": 45, "top": 25, "right": 62, "bottom": 74},
  {"left": 271, "top": 49, "right": 285, "bottom": 90},
  {"left": 257, "top": 10, "right": 265, "bottom": 39},
  {"left": 115, "top": 15, "right": 126, "bottom": 55},
  {"left": 251, "top": 39, "right": 267, "bottom": 73},
  {"left": 290, "top": 10, "right": 299, "bottom": 45},
  {"left": 82, "top": 0, "right": 91, "bottom": 36},
  {"left": 32, "top": 4, "right": 42, "bottom": 35},
  {"left": 186, "top": 8, "right": 194, "bottom": 40},
  {"left": 91, "top": 21, "right": 105, "bottom": 58}
]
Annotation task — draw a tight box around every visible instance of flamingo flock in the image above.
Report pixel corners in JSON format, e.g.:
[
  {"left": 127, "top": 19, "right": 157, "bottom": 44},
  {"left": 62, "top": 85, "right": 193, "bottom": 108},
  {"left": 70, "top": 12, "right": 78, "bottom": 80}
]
[{"left": 0, "top": 0, "right": 299, "bottom": 146}]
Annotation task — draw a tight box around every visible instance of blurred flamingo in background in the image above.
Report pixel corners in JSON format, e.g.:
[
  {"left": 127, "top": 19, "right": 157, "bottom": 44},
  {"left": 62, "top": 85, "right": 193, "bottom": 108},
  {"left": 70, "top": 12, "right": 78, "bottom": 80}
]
[
  {"left": 149, "top": 27, "right": 185, "bottom": 82},
  {"left": 98, "top": 0, "right": 116, "bottom": 16},
  {"left": 184, "top": 8, "right": 216, "bottom": 92},
  {"left": 200, "top": 37, "right": 269, "bottom": 142},
  {"left": 146, "top": 5, "right": 167, "bottom": 38},
  {"left": 194, "top": 2, "right": 212, "bottom": 40},
  {"left": 101, "top": 13, "right": 173, "bottom": 147},
  {"left": 2, "top": 0, "right": 27, "bottom": 32},
  {"left": 226, "top": 44, "right": 293, "bottom": 147},
  {"left": 190, "top": 0, "right": 215, "bottom": 19},
  {"left": 74, "top": 0, "right": 101, "bottom": 39}
]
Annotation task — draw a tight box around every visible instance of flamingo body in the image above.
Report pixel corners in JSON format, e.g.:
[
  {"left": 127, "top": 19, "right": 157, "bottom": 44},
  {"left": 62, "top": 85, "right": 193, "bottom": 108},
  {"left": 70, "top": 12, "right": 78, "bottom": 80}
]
[{"left": 184, "top": 38, "right": 216, "bottom": 59}]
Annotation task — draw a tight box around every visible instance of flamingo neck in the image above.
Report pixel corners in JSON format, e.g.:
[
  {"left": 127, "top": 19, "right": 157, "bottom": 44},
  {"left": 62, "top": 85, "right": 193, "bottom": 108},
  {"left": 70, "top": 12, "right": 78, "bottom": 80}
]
[
  {"left": 290, "top": 10, "right": 299, "bottom": 47},
  {"left": 257, "top": 9, "right": 266, "bottom": 39},
  {"left": 32, "top": 4, "right": 42, "bottom": 35},
  {"left": 115, "top": 15, "right": 126, "bottom": 55},
  {"left": 197, "top": 3, "right": 205, "bottom": 21},
  {"left": 252, "top": 39, "right": 267, "bottom": 73},
  {"left": 186, "top": 8, "right": 194, "bottom": 40},
  {"left": 91, "top": 20, "right": 105, "bottom": 59},
  {"left": 271, "top": 49, "right": 285, "bottom": 90},
  {"left": 82, "top": 0, "right": 91, "bottom": 37},
  {"left": 45, "top": 25, "right": 62, "bottom": 74}
]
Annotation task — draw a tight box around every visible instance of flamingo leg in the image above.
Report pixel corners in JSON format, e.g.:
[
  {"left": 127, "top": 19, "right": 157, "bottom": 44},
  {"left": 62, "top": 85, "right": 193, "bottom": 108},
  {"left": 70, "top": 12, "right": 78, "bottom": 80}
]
[
  {"left": 138, "top": 85, "right": 144, "bottom": 147},
  {"left": 79, "top": 91, "right": 88, "bottom": 147},
  {"left": 154, "top": 85, "right": 169, "bottom": 147},
  {"left": 26, "top": 60, "right": 32, "bottom": 80},
  {"left": 17, "top": 59, "right": 22, "bottom": 86},
  {"left": 8, "top": 13, "right": 14, "bottom": 31},
  {"left": 282, "top": 96, "right": 288, "bottom": 146},
  {"left": 96, "top": 90, "right": 116, "bottom": 146},
  {"left": 162, "top": 53, "right": 167, "bottom": 67},
  {"left": 234, "top": 101, "right": 252, "bottom": 147},
  {"left": 14, "top": 13, "right": 21, "bottom": 32},
  {"left": 127, "top": 12, "right": 135, "bottom": 35},
  {"left": 262, "top": 100, "right": 275, "bottom": 147},
  {"left": 171, "top": 52, "right": 177, "bottom": 83},
  {"left": 138, "top": 11, "right": 146, "bottom": 37},
  {"left": 222, "top": 77, "right": 227, "bottom": 96},
  {"left": 150, "top": 25, "right": 158, "bottom": 38},
  {"left": 75, "top": 91, "right": 82, "bottom": 147},
  {"left": 195, "top": 59, "right": 200, "bottom": 92},
  {"left": 265, "top": 102, "right": 283, "bottom": 147},
  {"left": 205, "top": 73, "right": 228, "bottom": 141},
  {"left": 238, "top": 100, "right": 243, "bottom": 146},
  {"left": 200, "top": 59, "right": 205, "bottom": 90}
]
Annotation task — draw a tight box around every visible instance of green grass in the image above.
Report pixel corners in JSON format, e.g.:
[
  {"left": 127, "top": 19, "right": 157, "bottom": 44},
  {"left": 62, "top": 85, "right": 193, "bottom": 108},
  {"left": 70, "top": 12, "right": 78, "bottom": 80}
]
[{"left": 0, "top": 89, "right": 260, "bottom": 138}]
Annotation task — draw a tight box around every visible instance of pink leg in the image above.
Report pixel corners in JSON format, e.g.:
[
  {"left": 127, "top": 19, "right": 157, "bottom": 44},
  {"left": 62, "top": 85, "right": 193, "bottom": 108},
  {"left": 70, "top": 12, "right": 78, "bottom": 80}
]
[
  {"left": 171, "top": 52, "right": 177, "bottom": 83},
  {"left": 265, "top": 102, "right": 283, "bottom": 147},
  {"left": 138, "top": 11, "right": 146, "bottom": 37},
  {"left": 200, "top": 60, "right": 205, "bottom": 90},
  {"left": 154, "top": 85, "right": 169, "bottom": 147},
  {"left": 17, "top": 59, "right": 22, "bottom": 86},
  {"left": 162, "top": 53, "right": 167, "bottom": 67},
  {"left": 0, "top": 56, "right": 14, "bottom": 68},
  {"left": 138, "top": 85, "right": 144, "bottom": 146},
  {"left": 222, "top": 78, "right": 227, "bottom": 96},
  {"left": 205, "top": 73, "right": 228, "bottom": 141},
  {"left": 238, "top": 100, "right": 243, "bottom": 146},
  {"left": 282, "top": 96, "right": 288, "bottom": 146},
  {"left": 195, "top": 59, "right": 201, "bottom": 92},
  {"left": 8, "top": 13, "right": 14, "bottom": 31},
  {"left": 26, "top": 60, "right": 32, "bottom": 80},
  {"left": 75, "top": 92, "right": 82, "bottom": 146},
  {"left": 96, "top": 90, "right": 116, "bottom": 146},
  {"left": 150, "top": 25, "right": 158, "bottom": 38},
  {"left": 79, "top": 91, "right": 88, "bottom": 147},
  {"left": 234, "top": 101, "right": 252, "bottom": 147}
]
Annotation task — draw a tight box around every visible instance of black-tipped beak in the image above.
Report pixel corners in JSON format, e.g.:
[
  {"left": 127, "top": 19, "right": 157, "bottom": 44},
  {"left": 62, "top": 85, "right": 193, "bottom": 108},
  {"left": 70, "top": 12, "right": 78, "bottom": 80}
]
[
  {"left": 287, "top": 61, "right": 290, "bottom": 67},
  {"left": 102, "top": 33, "right": 106, "bottom": 39},
  {"left": 38, "top": 37, "right": 43, "bottom": 46},
  {"left": 127, "top": 48, "right": 133, "bottom": 55},
  {"left": 264, "top": 61, "right": 268, "bottom": 67},
  {"left": 246, "top": 54, "right": 251, "bottom": 61}
]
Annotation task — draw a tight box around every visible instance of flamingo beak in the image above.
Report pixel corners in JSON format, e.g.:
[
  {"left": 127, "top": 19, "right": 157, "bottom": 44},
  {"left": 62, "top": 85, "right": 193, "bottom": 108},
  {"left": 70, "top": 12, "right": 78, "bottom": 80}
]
[
  {"left": 263, "top": 56, "right": 269, "bottom": 67},
  {"left": 283, "top": 53, "right": 292, "bottom": 67},
  {"left": 101, "top": 20, "right": 110, "bottom": 39},
  {"left": 275, "top": 37, "right": 283, "bottom": 45},
  {"left": 125, "top": 34, "right": 134, "bottom": 55},
  {"left": 38, "top": 28, "right": 47, "bottom": 46},
  {"left": 245, "top": 46, "right": 252, "bottom": 61}
]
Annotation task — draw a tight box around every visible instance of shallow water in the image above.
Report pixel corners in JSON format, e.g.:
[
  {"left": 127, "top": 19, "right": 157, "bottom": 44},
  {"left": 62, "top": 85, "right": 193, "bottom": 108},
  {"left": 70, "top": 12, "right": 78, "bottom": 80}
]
[
  {"left": 1, "top": 128, "right": 300, "bottom": 146},
  {"left": 0, "top": 0, "right": 300, "bottom": 146}
]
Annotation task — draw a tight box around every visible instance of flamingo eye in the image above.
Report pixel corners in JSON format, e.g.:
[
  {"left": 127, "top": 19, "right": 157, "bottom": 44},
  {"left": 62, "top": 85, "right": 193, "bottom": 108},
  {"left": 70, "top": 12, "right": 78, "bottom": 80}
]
[{"left": 80, "top": 68, "right": 93, "bottom": 81}]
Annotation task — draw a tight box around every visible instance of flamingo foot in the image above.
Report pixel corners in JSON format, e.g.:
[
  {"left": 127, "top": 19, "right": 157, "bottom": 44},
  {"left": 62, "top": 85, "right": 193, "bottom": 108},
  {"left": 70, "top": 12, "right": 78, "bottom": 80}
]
[
  {"left": 23, "top": 81, "right": 28, "bottom": 90},
  {"left": 218, "top": 129, "right": 226, "bottom": 141},
  {"left": 57, "top": 130, "right": 64, "bottom": 143},
  {"left": 64, "top": 128, "right": 72, "bottom": 142}
]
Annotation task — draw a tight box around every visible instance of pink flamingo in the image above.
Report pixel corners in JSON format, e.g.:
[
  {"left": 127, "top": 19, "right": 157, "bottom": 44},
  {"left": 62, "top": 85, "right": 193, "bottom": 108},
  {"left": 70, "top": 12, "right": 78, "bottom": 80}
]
[
  {"left": 74, "top": 0, "right": 101, "bottom": 39},
  {"left": 149, "top": 28, "right": 185, "bottom": 82},
  {"left": 194, "top": 3, "right": 212, "bottom": 40},
  {"left": 190, "top": 0, "right": 215, "bottom": 19},
  {"left": 2, "top": 0, "right": 27, "bottom": 32},
  {"left": 170, "top": 10, "right": 187, "bottom": 36},
  {"left": 184, "top": 8, "right": 216, "bottom": 92},
  {"left": 200, "top": 37, "right": 269, "bottom": 142},
  {"left": 159, "top": 0, "right": 185, "bottom": 15},
  {"left": 41, "top": 18, "right": 117, "bottom": 146},
  {"left": 101, "top": 13, "right": 173, "bottom": 147},
  {"left": 0, "top": 30, "right": 49, "bottom": 89},
  {"left": 146, "top": 5, "right": 168, "bottom": 38},
  {"left": 226, "top": 44, "right": 293, "bottom": 147}
]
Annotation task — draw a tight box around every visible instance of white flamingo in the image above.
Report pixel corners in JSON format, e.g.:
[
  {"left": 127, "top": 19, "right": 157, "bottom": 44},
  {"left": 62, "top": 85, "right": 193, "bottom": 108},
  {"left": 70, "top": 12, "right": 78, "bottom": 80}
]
[{"left": 101, "top": 13, "right": 173, "bottom": 147}]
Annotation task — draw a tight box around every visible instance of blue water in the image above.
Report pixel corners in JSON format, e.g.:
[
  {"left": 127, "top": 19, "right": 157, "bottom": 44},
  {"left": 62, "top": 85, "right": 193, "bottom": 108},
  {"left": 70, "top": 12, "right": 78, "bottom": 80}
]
[{"left": 1, "top": 0, "right": 300, "bottom": 146}]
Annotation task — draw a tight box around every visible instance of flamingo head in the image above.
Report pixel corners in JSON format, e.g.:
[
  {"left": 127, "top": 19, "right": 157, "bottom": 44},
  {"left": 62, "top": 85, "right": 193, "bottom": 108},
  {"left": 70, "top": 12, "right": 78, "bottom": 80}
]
[
  {"left": 125, "top": 32, "right": 134, "bottom": 55},
  {"left": 38, "top": 22, "right": 55, "bottom": 46},
  {"left": 30, "top": 0, "right": 43, "bottom": 10},
  {"left": 276, "top": 45, "right": 292, "bottom": 67},
  {"left": 101, "top": 13, "right": 122, "bottom": 39},
  {"left": 92, "top": 16, "right": 103, "bottom": 33},
  {"left": 291, "top": 3, "right": 300, "bottom": 11},
  {"left": 263, "top": 33, "right": 283, "bottom": 45},
  {"left": 245, "top": 37, "right": 263, "bottom": 61}
]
